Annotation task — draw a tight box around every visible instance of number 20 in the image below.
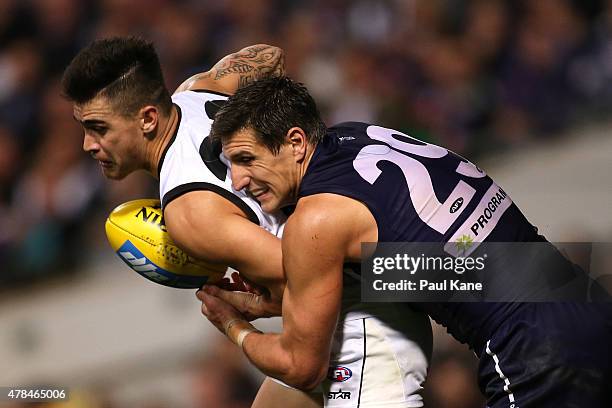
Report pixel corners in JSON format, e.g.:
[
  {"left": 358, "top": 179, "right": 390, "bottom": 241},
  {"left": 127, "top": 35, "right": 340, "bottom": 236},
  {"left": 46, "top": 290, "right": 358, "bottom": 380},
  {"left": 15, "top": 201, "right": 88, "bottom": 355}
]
[{"left": 353, "top": 125, "right": 485, "bottom": 234}]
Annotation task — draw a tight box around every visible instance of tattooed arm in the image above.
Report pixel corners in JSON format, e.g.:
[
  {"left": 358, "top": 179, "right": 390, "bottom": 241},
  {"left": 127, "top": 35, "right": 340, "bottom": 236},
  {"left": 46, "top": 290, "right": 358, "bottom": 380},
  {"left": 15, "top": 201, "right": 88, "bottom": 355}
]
[{"left": 173, "top": 44, "right": 285, "bottom": 95}]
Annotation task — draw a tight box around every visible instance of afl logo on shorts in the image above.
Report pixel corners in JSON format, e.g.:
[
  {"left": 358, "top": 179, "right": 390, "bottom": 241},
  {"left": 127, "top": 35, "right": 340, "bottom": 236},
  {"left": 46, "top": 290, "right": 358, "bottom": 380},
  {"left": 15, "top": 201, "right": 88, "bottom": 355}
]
[{"left": 328, "top": 366, "right": 352, "bottom": 382}]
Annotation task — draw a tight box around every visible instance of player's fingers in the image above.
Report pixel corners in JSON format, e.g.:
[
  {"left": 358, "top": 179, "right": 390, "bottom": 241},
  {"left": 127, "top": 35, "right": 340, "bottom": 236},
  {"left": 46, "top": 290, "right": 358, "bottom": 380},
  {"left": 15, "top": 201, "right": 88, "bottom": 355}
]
[
  {"left": 200, "top": 286, "right": 265, "bottom": 321},
  {"left": 196, "top": 289, "right": 218, "bottom": 317},
  {"left": 197, "top": 290, "right": 210, "bottom": 316},
  {"left": 201, "top": 285, "right": 221, "bottom": 296},
  {"left": 199, "top": 293, "right": 231, "bottom": 333},
  {"left": 198, "top": 288, "right": 217, "bottom": 303},
  {"left": 205, "top": 285, "right": 248, "bottom": 309},
  {"left": 203, "top": 284, "right": 230, "bottom": 299},
  {"left": 195, "top": 289, "right": 206, "bottom": 302},
  {"left": 202, "top": 288, "right": 239, "bottom": 313},
  {"left": 201, "top": 291, "right": 228, "bottom": 319}
]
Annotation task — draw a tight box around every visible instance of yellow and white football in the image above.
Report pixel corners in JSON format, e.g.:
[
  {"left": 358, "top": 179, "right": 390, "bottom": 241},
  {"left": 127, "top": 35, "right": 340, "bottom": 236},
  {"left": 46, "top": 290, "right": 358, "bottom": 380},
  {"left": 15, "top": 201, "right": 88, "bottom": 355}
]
[{"left": 105, "top": 199, "right": 226, "bottom": 288}]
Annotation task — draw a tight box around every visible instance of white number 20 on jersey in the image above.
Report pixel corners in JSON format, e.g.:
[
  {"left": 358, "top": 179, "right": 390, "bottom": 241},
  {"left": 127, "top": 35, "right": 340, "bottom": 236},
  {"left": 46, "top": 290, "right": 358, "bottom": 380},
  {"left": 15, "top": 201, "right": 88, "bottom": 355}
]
[{"left": 353, "top": 125, "right": 486, "bottom": 235}]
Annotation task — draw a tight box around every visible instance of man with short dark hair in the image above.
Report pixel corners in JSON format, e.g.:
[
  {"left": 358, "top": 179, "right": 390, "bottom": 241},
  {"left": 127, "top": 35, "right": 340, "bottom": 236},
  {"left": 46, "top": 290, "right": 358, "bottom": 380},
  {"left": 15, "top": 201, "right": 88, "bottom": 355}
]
[
  {"left": 63, "top": 38, "right": 432, "bottom": 408},
  {"left": 201, "top": 76, "right": 612, "bottom": 408},
  {"left": 63, "top": 37, "right": 313, "bottom": 407}
]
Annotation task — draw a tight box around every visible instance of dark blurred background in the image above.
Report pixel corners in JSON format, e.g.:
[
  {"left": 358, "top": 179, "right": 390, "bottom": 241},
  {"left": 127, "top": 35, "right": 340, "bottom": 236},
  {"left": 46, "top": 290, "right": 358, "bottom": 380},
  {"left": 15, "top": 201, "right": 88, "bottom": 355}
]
[{"left": 0, "top": 0, "right": 611, "bottom": 407}]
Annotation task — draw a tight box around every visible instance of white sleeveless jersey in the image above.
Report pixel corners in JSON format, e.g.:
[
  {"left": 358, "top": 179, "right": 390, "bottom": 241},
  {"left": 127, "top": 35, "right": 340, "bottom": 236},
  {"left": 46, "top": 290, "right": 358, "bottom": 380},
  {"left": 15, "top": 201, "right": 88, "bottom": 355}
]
[{"left": 158, "top": 90, "right": 284, "bottom": 235}]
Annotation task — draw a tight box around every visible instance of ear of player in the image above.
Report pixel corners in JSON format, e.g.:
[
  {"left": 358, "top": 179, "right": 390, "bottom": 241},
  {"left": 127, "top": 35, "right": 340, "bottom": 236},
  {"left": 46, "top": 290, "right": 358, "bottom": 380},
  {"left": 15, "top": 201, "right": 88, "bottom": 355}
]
[{"left": 105, "top": 199, "right": 226, "bottom": 288}]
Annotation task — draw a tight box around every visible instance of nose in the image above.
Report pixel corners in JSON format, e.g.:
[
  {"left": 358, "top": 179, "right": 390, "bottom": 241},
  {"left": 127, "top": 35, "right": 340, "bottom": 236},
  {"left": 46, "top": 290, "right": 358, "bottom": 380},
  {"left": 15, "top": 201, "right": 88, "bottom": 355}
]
[
  {"left": 82, "top": 133, "right": 99, "bottom": 155},
  {"left": 231, "top": 165, "right": 251, "bottom": 191}
]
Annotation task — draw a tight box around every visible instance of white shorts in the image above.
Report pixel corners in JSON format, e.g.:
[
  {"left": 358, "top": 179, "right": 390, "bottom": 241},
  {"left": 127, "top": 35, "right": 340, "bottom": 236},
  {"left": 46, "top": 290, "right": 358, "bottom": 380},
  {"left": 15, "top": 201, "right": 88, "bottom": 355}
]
[{"left": 272, "top": 303, "right": 432, "bottom": 408}]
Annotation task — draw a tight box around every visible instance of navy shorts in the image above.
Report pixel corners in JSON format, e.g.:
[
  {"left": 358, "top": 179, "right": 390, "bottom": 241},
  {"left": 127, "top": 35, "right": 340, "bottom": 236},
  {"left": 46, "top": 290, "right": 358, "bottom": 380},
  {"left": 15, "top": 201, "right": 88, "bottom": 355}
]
[{"left": 478, "top": 302, "right": 612, "bottom": 408}]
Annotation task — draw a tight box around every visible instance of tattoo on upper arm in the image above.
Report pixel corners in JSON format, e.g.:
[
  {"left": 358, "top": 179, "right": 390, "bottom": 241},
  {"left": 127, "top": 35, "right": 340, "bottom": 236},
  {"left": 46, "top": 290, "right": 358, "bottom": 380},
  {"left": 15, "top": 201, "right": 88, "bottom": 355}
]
[
  {"left": 213, "top": 45, "right": 285, "bottom": 88},
  {"left": 214, "top": 61, "right": 255, "bottom": 79}
]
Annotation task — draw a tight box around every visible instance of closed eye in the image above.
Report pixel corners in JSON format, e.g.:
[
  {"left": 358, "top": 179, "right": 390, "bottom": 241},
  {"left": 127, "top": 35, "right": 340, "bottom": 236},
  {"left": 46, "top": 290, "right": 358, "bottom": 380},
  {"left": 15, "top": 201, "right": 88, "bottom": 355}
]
[
  {"left": 237, "top": 156, "right": 254, "bottom": 164},
  {"left": 85, "top": 125, "right": 107, "bottom": 135},
  {"left": 80, "top": 118, "right": 109, "bottom": 136}
]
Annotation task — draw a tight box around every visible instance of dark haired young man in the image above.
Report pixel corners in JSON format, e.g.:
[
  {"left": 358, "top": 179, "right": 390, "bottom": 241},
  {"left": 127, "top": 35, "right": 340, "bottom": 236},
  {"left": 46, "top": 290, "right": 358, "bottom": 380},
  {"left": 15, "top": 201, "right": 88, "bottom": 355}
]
[
  {"left": 202, "top": 76, "right": 612, "bottom": 408},
  {"left": 63, "top": 38, "right": 432, "bottom": 408}
]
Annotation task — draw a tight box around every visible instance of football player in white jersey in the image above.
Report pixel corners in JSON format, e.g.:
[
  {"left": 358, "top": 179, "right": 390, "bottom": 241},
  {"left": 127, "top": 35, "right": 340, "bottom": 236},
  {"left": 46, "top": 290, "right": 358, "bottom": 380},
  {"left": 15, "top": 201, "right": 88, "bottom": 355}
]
[{"left": 63, "top": 37, "right": 431, "bottom": 407}]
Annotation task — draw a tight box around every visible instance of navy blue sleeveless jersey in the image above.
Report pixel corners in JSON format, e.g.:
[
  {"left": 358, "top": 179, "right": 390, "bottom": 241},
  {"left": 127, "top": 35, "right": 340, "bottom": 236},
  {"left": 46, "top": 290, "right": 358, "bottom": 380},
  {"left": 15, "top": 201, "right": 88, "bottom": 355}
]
[{"left": 298, "top": 122, "right": 544, "bottom": 351}]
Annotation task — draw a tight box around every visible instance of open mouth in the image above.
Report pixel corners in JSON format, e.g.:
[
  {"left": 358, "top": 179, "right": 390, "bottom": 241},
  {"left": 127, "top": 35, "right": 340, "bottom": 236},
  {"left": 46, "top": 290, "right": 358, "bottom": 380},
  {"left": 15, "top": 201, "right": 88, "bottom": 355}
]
[
  {"left": 99, "top": 160, "right": 113, "bottom": 168},
  {"left": 249, "top": 188, "right": 269, "bottom": 200}
]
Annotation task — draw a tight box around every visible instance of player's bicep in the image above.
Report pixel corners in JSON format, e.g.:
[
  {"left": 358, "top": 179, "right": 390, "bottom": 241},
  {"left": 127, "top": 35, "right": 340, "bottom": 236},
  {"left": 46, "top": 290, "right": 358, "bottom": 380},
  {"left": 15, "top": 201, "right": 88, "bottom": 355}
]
[{"left": 215, "top": 211, "right": 285, "bottom": 295}]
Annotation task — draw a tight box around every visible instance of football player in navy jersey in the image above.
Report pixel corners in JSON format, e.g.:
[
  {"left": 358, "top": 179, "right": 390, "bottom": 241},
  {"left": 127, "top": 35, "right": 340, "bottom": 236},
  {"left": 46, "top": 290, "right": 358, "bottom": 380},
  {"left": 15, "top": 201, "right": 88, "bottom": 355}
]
[{"left": 202, "top": 76, "right": 612, "bottom": 407}]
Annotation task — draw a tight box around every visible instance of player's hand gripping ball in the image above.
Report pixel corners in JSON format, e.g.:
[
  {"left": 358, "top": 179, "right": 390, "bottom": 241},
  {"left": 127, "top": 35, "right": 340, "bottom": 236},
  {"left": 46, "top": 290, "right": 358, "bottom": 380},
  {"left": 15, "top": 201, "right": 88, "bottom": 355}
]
[{"left": 105, "top": 199, "right": 226, "bottom": 288}]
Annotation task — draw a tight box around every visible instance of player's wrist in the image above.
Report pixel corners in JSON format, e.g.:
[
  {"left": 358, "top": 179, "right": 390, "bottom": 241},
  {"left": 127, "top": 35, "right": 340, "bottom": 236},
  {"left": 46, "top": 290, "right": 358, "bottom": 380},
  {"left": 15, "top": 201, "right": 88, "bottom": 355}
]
[
  {"left": 236, "top": 327, "right": 260, "bottom": 349},
  {"left": 224, "top": 318, "right": 261, "bottom": 349},
  {"left": 223, "top": 318, "right": 246, "bottom": 335}
]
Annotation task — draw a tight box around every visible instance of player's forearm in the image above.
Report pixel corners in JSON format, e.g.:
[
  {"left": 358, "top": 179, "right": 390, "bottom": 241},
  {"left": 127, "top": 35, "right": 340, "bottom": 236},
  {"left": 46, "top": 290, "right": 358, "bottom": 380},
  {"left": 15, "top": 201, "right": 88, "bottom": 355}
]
[{"left": 228, "top": 321, "right": 326, "bottom": 391}]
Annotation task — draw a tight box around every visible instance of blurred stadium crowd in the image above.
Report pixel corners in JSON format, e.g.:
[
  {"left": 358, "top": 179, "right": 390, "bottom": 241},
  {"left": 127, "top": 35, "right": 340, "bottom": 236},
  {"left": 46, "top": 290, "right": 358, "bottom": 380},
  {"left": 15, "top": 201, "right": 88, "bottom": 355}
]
[{"left": 1, "top": 0, "right": 611, "bottom": 407}]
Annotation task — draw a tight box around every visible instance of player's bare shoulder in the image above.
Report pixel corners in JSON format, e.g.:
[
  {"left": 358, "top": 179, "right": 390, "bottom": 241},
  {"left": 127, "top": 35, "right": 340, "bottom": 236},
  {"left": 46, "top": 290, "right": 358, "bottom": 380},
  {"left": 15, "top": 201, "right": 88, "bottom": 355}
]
[{"left": 288, "top": 194, "right": 377, "bottom": 260}]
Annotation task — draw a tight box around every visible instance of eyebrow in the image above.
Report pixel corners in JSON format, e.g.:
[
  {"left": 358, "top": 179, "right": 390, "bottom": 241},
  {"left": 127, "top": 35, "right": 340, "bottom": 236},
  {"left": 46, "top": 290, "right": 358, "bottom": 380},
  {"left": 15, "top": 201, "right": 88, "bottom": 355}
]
[
  {"left": 227, "top": 150, "right": 253, "bottom": 159},
  {"left": 72, "top": 115, "right": 107, "bottom": 126}
]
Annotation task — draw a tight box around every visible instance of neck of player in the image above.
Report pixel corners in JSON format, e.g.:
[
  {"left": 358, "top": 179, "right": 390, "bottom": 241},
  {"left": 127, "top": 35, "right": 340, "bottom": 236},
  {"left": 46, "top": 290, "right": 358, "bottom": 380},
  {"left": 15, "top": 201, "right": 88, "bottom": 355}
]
[
  {"left": 146, "top": 104, "right": 179, "bottom": 179},
  {"left": 289, "top": 143, "right": 316, "bottom": 204}
]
